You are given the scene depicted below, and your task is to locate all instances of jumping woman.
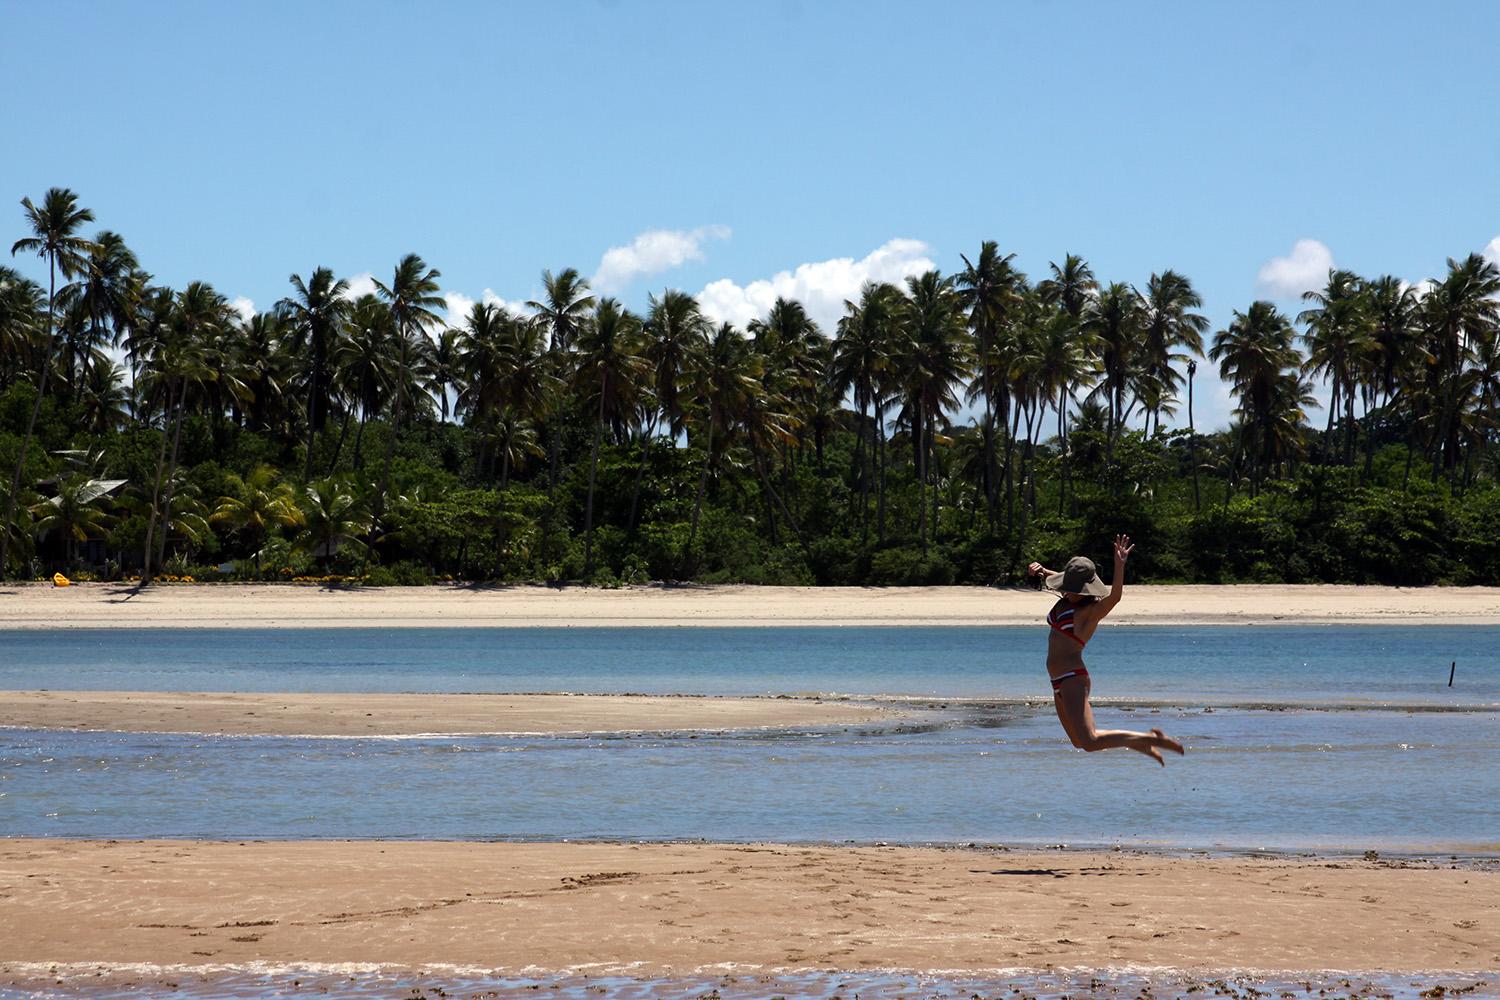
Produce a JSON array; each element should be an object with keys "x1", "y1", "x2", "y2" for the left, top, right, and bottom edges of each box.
[{"x1": 1028, "y1": 534, "x2": 1185, "y2": 766}]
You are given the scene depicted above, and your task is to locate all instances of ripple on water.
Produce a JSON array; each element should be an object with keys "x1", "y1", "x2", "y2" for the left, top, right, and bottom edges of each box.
[{"x1": 0, "y1": 965, "x2": 1496, "y2": 999}]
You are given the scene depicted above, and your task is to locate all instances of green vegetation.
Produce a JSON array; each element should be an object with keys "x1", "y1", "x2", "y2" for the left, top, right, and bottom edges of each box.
[{"x1": 4, "y1": 188, "x2": 1499, "y2": 587}]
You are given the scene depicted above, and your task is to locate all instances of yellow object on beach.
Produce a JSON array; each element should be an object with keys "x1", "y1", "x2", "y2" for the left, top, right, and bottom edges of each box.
[{"x1": 52, "y1": 572, "x2": 71, "y2": 587}]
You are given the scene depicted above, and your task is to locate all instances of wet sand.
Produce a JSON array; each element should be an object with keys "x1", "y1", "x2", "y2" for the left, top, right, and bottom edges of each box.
[
  {"x1": 1, "y1": 839, "x2": 1495, "y2": 975},
  {"x1": 4, "y1": 581, "x2": 1500, "y2": 627},
  {"x1": 0, "y1": 691, "x2": 891, "y2": 737}
]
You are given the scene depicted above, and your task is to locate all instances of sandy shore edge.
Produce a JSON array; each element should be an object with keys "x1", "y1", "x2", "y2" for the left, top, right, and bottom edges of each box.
[
  {"x1": 1, "y1": 839, "x2": 1495, "y2": 975},
  {"x1": 0, "y1": 691, "x2": 894, "y2": 737},
  {"x1": 4, "y1": 582, "x2": 1500, "y2": 627}
]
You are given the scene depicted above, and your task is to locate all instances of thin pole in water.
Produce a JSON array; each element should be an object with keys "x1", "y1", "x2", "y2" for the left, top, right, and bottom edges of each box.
[{"x1": 1449, "y1": 661, "x2": 1456, "y2": 687}]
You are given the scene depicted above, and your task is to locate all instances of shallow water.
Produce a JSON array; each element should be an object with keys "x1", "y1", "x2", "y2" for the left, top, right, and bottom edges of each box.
[
  {"x1": 1, "y1": 626, "x2": 1495, "y2": 707},
  {"x1": 2, "y1": 626, "x2": 1498, "y2": 851},
  {"x1": 1, "y1": 965, "x2": 1495, "y2": 999},
  {"x1": 4, "y1": 703, "x2": 1496, "y2": 850}
]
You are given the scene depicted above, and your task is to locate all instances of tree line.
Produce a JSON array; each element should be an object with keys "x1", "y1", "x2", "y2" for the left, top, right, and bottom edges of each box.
[{"x1": 3, "y1": 187, "x2": 1498, "y2": 587}]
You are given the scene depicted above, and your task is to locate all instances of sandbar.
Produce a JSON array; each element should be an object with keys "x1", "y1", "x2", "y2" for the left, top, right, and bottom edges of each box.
[
  {"x1": 0, "y1": 839, "x2": 1494, "y2": 975},
  {"x1": 3, "y1": 582, "x2": 1499, "y2": 628},
  {"x1": 0, "y1": 690, "x2": 891, "y2": 737}
]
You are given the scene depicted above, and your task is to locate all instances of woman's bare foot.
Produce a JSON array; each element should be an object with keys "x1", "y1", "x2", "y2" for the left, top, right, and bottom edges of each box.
[{"x1": 1152, "y1": 728, "x2": 1185, "y2": 756}]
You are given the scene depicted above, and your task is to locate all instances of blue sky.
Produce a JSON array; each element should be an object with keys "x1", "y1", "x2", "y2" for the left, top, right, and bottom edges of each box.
[{"x1": 4, "y1": 0, "x2": 1498, "y2": 430}]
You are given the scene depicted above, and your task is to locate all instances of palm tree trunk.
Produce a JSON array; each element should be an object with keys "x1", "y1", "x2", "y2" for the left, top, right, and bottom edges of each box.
[
  {"x1": 1004, "y1": 399, "x2": 1022, "y2": 533},
  {"x1": 352, "y1": 407, "x2": 368, "y2": 469},
  {"x1": 982, "y1": 372, "x2": 998, "y2": 523},
  {"x1": 856, "y1": 396, "x2": 870, "y2": 542},
  {"x1": 541, "y1": 413, "x2": 559, "y2": 568},
  {"x1": 303, "y1": 335, "x2": 322, "y2": 483},
  {"x1": 1056, "y1": 400, "x2": 1067, "y2": 516},
  {"x1": 915, "y1": 399, "x2": 927, "y2": 552},
  {"x1": 1188, "y1": 374, "x2": 1201, "y2": 513},
  {"x1": 141, "y1": 378, "x2": 178, "y2": 584},
  {"x1": 367, "y1": 375, "x2": 406, "y2": 571},
  {"x1": 583, "y1": 392, "x2": 606, "y2": 578},
  {"x1": 500, "y1": 423, "x2": 514, "y2": 488},
  {"x1": 755, "y1": 446, "x2": 805, "y2": 550},
  {"x1": 154, "y1": 391, "x2": 188, "y2": 576},
  {"x1": 626, "y1": 411, "x2": 659, "y2": 535},
  {"x1": 688, "y1": 419, "x2": 714, "y2": 551},
  {"x1": 0, "y1": 255, "x2": 57, "y2": 580},
  {"x1": 875, "y1": 401, "x2": 887, "y2": 545},
  {"x1": 329, "y1": 408, "x2": 353, "y2": 474},
  {"x1": 928, "y1": 414, "x2": 939, "y2": 546},
  {"x1": 1344, "y1": 381, "x2": 1356, "y2": 466}
]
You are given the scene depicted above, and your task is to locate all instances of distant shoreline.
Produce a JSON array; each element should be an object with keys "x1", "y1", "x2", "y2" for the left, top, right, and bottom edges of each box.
[{"x1": 2, "y1": 581, "x2": 1499, "y2": 628}]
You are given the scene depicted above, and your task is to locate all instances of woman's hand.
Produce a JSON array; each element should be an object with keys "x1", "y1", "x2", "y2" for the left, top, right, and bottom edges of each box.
[
  {"x1": 1113, "y1": 534, "x2": 1134, "y2": 564},
  {"x1": 1027, "y1": 561, "x2": 1047, "y2": 578}
]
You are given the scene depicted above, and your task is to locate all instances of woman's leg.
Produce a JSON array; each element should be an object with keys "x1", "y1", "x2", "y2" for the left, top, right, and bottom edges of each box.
[{"x1": 1052, "y1": 679, "x2": 1184, "y2": 765}]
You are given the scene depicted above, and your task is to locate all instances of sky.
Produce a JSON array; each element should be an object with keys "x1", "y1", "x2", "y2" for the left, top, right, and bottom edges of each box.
[{"x1": 3, "y1": 0, "x2": 1498, "y2": 432}]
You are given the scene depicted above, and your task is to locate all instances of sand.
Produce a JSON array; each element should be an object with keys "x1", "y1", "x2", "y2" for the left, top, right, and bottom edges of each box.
[
  {"x1": 4, "y1": 581, "x2": 1500, "y2": 628},
  {"x1": 0, "y1": 691, "x2": 891, "y2": 737},
  {"x1": 0, "y1": 839, "x2": 1494, "y2": 975}
]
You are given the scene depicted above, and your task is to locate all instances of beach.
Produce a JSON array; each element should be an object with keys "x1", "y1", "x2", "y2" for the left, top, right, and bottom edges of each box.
[
  {"x1": 5, "y1": 581, "x2": 1500, "y2": 627},
  {"x1": 1, "y1": 839, "x2": 1494, "y2": 978},
  {"x1": 0, "y1": 690, "x2": 889, "y2": 737},
  {"x1": 5, "y1": 589, "x2": 1497, "y2": 994}
]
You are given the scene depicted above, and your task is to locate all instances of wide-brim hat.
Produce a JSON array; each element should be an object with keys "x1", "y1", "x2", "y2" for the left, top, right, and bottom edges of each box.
[{"x1": 1045, "y1": 556, "x2": 1109, "y2": 597}]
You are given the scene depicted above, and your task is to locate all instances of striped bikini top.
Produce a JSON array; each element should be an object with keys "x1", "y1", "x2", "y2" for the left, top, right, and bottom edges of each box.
[{"x1": 1047, "y1": 602, "x2": 1086, "y2": 646}]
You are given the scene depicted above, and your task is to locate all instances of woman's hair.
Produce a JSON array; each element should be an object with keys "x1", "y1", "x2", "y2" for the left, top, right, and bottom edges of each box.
[{"x1": 1059, "y1": 593, "x2": 1098, "y2": 605}]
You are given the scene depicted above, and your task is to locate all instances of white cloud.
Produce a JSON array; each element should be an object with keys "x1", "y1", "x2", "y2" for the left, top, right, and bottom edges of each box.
[
  {"x1": 438, "y1": 288, "x2": 532, "y2": 337},
  {"x1": 341, "y1": 271, "x2": 379, "y2": 301},
  {"x1": 696, "y1": 237, "x2": 936, "y2": 332},
  {"x1": 229, "y1": 296, "x2": 255, "y2": 323},
  {"x1": 592, "y1": 225, "x2": 731, "y2": 293},
  {"x1": 1484, "y1": 235, "x2": 1500, "y2": 270},
  {"x1": 1255, "y1": 238, "x2": 1334, "y2": 300}
]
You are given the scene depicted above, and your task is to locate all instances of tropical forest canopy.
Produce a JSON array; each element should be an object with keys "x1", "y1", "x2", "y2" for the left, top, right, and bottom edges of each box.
[{"x1": 4, "y1": 187, "x2": 1499, "y2": 587}]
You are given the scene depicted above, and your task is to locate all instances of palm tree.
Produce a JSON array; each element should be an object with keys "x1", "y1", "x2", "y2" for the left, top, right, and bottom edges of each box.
[
  {"x1": 1137, "y1": 270, "x2": 1208, "y2": 438},
  {"x1": 684, "y1": 322, "x2": 759, "y2": 548},
  {"x1": 631, "y1": 289, "x2": 708, "y2": 530},
  {"x1": 1030, "y1": 305, "x2": 1091, "y2": 512},
  {"x1": 298, "y1": 477, "x2": 367, "y2": 570},
  {"x1": 279, "y1": 267, "x2": 350, "y2": 480},
  {"x1": 1299, "y1": 269, "x2": 1370, "y2": 464},
  {"x1": 955, "y1": 242, "x2": 1028, "y2": 520},
  {"x1": 30, "y1": 473, "x2": 116, "y2": 569},
  {"x1": 1211, "y1": 301, "x2": 1306, "y2": 495},
  {"x1": 832, "y1": 281, "x2": 900, "y2": 540},
  {"x1": 333, "y1": 294, "x2": 396, "y2": 469},
  {"x1": 572, "y1": 298, "x2": 648, "y2": 576},
  {"x1": 235, "y1": 311, "x2": 295, "y2": 438},
  {"x1": 1186, "y1": 357, "x2": 1201, "y2": 510},
  {"x1": 140, "y1": 281, "x2": 224, "y2": 582},
  {"x1": 457, "y1": 304, "x2": 557, "y2": 486},
  {"x1": 1085, "y1": 282, "x2": 1143, "y2": 469},
  {"x1": 0, "y1": 267, "x2": 46, "y2": 390},
  {"x1": 1037, "y1": 254, "x2": 1098, "y2": 321},
  {"x1": 78, "y1": 359, "x2": 131, "y2": 435},
  {"x1": 527, "y1": 268, "x2": 594, "y2": 563},
  {"x1": 749, "y1": 298, "x2": 825, "y2": 460},
  {"x1": 425, "y1": 326, "x2": 464, "y2": 423},
  {"x1": 59, "y1": 230, "x2": 140, "y2": 399},
  {"x1": 1418, "y1": 253, "x2": 1500, "y2": 477},
  {"x1": 211, "y1": 465, "x2": 305, "y2": 573},
  {"x1": 894, "y1": 270, "x2": 971, "y2": 550},
  {"x1": 4, "y1": 188, "x2": 97, "y2": 578},
  {"x1": 369, "y1": 254, "x2": 444, "y2": 546}
]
